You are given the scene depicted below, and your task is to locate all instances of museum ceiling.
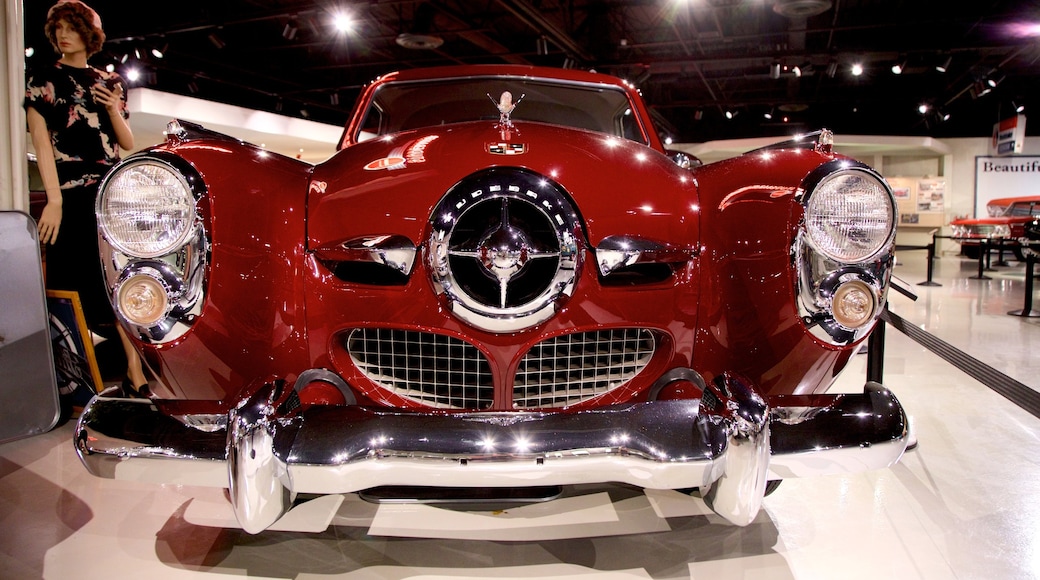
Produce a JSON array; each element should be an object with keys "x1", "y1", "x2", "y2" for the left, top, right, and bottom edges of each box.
[{"x1": 23, "y1": 0, "x2": 1040, "y2": 143}]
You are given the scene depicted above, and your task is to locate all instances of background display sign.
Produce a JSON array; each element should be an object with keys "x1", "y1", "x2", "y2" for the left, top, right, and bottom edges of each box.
[
  {"x1": 974, "y1": 155, "x2": 1040, "y2": 216},
  {"x1": 990, "y1": 114, "x2": 1026, "y2": 156}
]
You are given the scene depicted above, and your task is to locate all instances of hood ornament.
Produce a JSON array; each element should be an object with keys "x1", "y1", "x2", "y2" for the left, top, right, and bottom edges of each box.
[{"x1": 488, "y1": 91, "x2": 524, "y2": 140}]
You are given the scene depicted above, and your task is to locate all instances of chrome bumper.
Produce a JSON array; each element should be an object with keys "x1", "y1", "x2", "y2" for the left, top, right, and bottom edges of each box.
[{"x1": 74, "y1": 379, "x2": 908, "y2": 533}]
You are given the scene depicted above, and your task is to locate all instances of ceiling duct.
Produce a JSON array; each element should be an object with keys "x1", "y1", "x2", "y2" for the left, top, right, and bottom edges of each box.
[
  {"x1": 396, "y1": 3, "x2": 445, "y2": 50},
  {"x1": 773, "y1": 0, "x2": 832, "y2": 18}
]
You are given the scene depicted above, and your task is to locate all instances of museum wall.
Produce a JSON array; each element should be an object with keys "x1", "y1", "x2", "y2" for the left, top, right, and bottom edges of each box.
[{"x1": 889, "y1": 135, "x2": 1040, "y2": 252}]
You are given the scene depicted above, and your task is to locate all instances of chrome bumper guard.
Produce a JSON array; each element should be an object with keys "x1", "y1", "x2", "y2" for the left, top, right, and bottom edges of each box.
[{"x1": 74, "y1": 380, "x2": 907, "y2": 533}]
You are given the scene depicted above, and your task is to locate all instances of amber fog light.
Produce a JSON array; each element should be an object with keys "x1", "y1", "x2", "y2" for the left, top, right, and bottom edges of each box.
[
  {"x1": 117, "y1": 275, "x2": 169, "y2": 326},
  {"x1": 831, "y1": 280, "x2": 876, "y2": 329}
]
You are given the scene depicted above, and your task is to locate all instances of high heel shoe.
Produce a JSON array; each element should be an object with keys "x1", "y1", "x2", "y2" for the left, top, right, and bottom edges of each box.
[{"x1": 120, "y1": 377, "x2": 152, "y2": 399}]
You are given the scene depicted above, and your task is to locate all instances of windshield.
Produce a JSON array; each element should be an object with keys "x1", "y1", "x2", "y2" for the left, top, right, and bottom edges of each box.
[
  {"x1": 1007, "y1": 202, "x2": 1040, "y2": 217},
  {"x1": 357, "y1": 76, "x2": 647, "y2": 145}
]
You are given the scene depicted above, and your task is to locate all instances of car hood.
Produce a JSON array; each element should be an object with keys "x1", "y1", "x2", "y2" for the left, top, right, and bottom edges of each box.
[
  {"x1": 950, "y1": 216, "x2": 1034, "y2": 225},
  {"x1": 307, "y1": 121, "x2": 699, "y2": 252}
]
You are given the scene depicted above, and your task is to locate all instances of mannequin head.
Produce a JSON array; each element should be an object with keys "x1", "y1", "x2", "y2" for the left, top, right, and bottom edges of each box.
[{"x1": 45, "y1": 1, "x2": 105, "y2": 57}]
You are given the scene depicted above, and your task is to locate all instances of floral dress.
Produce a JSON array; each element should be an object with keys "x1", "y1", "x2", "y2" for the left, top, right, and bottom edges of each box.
[{"x1": 25, "y1": 62, "x2": 129, "y2": 333}]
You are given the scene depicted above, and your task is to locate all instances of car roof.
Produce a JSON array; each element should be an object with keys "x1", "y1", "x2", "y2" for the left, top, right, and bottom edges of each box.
[
  {"x1": 988, "y1": 196, "x2": 1040, "y2": 205},
  {"x1": 370, "y1": 65, "x2": 636, "y2": 90}
]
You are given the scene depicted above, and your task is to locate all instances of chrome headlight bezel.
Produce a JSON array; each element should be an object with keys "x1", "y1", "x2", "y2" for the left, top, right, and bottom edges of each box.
[
  {"x1": 96, "y1": 157, "x2": 199, "y2": 259},
  {"x1": 800, "y1": 164, "x2": 896, "y2": 264},
  {"x1": 96, "y1": 153, "x2": 209, "y2": 344},
  {"x1": 794, "y1": 160, "x2": 896, "y2": 346}
]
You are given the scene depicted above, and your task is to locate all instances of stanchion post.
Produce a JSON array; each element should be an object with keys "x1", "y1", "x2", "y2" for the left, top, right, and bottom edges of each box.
[
  {"x1": 994, "y1": 238, "x2": 1011, "y2": 267},
  {"x1": 866, "y1": 305, "x2": 886, "y2": 384},
  {"x1": 1009, "y1": 254, "x2": 1040, "y2": 317},
  {"x1": 919, "y1": 231, "x2": 942, "y2": 287},
  {"x1": 971, "y1": 238, "x2": 992, "y2": 280}
]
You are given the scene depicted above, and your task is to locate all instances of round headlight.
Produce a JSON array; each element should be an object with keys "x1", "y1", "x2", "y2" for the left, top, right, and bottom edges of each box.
[
  {"x1": 97, "y1": 159, "x2": 196, "y2": 258},
  {"x1": 804, "y1": 169, "x2": 894, "y2": 263}
]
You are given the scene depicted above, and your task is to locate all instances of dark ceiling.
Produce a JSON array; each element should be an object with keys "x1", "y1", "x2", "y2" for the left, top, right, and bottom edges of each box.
[{"x1": 23, "y1": 0, "x2": 1040, "y2": 144}]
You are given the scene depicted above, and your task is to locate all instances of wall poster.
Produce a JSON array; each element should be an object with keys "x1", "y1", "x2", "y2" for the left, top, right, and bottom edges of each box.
[
  {"x1": 974, "y1": 156, "x2": 1040, "y2": 217},
  {"x1": 888, "y1": 177, "x2": 945, "y2": 228},
  {"x1": 46, "y1": 290, "x2": 102, "y2": 407}
]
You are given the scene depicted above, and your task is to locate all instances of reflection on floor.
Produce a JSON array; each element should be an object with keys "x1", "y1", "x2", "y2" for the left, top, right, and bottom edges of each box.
[{"x1": 3, "y1": 253, "x2": 1040, "y2": 580}]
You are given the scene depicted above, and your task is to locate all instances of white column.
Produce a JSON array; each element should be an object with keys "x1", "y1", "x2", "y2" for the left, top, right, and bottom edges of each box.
[{"x1": 1, "y1": 0, "x2": 27, "y2": 213}]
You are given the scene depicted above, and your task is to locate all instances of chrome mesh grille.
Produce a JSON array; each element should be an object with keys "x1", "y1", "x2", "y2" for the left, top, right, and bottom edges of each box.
[
  {"x1": 513, "y1": 328, "x2": 656, "y2": 409},
  {"x1": 346, "y1": 328, "x2": 493, "y2": 410}
]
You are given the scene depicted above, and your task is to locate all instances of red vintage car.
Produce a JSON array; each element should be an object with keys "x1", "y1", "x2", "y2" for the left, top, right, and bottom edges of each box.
[
  {"x1": 949, "y1": 196, "x2": 1040, "y2": 260},
  {"x1": 75, "y1": 65, "x2": 909, "y2": 533}
]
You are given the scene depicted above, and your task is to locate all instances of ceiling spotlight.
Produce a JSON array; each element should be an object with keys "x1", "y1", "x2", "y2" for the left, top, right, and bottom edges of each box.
[
  {"x1": 792, "y1": 65, "x2": 802, "y2": 77},
  {"x1": 283, "y1": 19, "x2": 299, "y2": 40},
  {"x1": 208, "y1": 32, "x2": 226, "y2": 49},
  {"x1": 986, "y1": 73, "x2": 1005, "y2": 88},
  {"x1": 971, "y1": 80, "x2": 992, "y2": 99},
  {"x1": 537, "y1": 36, "x2": 549, "y2": 55},
  {"x1": 770, "y1": 61, "x2": 781, "y2": 79},
  {"x1": 936, "y1": 56, "x2": 951, "y2": 73},
  {"x1": 891, "y1": 59, "x2": 906, "y2": 75},
  {"x1": 940, "y1": 110, "x2": 951, "y2": 121},
  {"x1": 918, "y1": 103, "x2": 930, "y2": 115},
  {"x1": 764, "y1": 107, "x2": 774, "y2": 120},
  {"x1": 1014, "y1": 101, "x2": 1026, "y2": 113},
  {"x1": 725, "y1": 110, "x2": 738, "y2": 120},
  {"x1": 25, "y1": 46, "x2": 35, "y2": 57},
  {"x1": 332, "y1": 12, "x2": 354, "y2": 33},
  {"x1": 150, "y1": 43, "x2": 167, "y2": 59},
  {"x1": 850, "y1": 63, "x2": 864, "y2": 76},
  {"x1": 395, "y1": 33, "x2": 444, "y2": 50}
]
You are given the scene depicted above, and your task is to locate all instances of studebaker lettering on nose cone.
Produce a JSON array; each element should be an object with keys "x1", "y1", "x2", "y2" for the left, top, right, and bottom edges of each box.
[{"x1": 77, "y1": 65, "x2": 908, "y2": 534}]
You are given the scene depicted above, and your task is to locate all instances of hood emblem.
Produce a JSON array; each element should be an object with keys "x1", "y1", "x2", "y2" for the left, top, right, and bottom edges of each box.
[
  {"x1": 487, "y1": 142, "x2": 527, "y2": 155},
  {"x1": 489, "y1": 91, "x2": 524, "y2": 140}
]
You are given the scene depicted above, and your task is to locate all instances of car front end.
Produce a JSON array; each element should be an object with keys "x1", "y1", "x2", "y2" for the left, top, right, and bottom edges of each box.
[{"x1": 76, "y1": 66, "x2": 908, "y2": 534}]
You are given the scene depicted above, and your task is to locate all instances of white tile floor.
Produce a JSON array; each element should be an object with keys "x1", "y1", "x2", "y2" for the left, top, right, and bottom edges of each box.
[{"x1": 3, "y1": 251, "x2": 1040, "y2": 580}]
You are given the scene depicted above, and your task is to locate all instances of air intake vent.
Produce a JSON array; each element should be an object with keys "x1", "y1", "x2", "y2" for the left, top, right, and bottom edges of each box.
[
  {"x1": 346, "y1": 328, "x2": 493, "y2": 409},
  {"x1": 513, "y1": 328, "x2": 656, "y2": 409}
]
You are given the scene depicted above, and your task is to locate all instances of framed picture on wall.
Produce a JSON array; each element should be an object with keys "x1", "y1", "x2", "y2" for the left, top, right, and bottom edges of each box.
[{"x1": 46, "y1": 290, "x2": 102, "y2": 406}]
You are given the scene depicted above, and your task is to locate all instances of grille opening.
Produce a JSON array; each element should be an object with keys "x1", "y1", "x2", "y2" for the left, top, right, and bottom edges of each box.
[
  {"x1": 598, "y1": 263, "x2": 675, "y2": 286},
  {"x1": 513, "y1": 328, "x2": 656, "y2": 409},
  {"x1": 324, "y1": 261, "x2": 409, "y2": 286},
  {"x1": 346, "y1": 328, "x2": 493, "y2": 409}
]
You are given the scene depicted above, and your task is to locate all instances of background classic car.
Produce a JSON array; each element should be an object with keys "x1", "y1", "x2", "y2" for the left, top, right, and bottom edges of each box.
[
  {"x1": 75, "y1": 65, "x2": 909, "y2": 534},
  {"x1": 949, "y1": 196, "x2": 1040, "y2": 260}
]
